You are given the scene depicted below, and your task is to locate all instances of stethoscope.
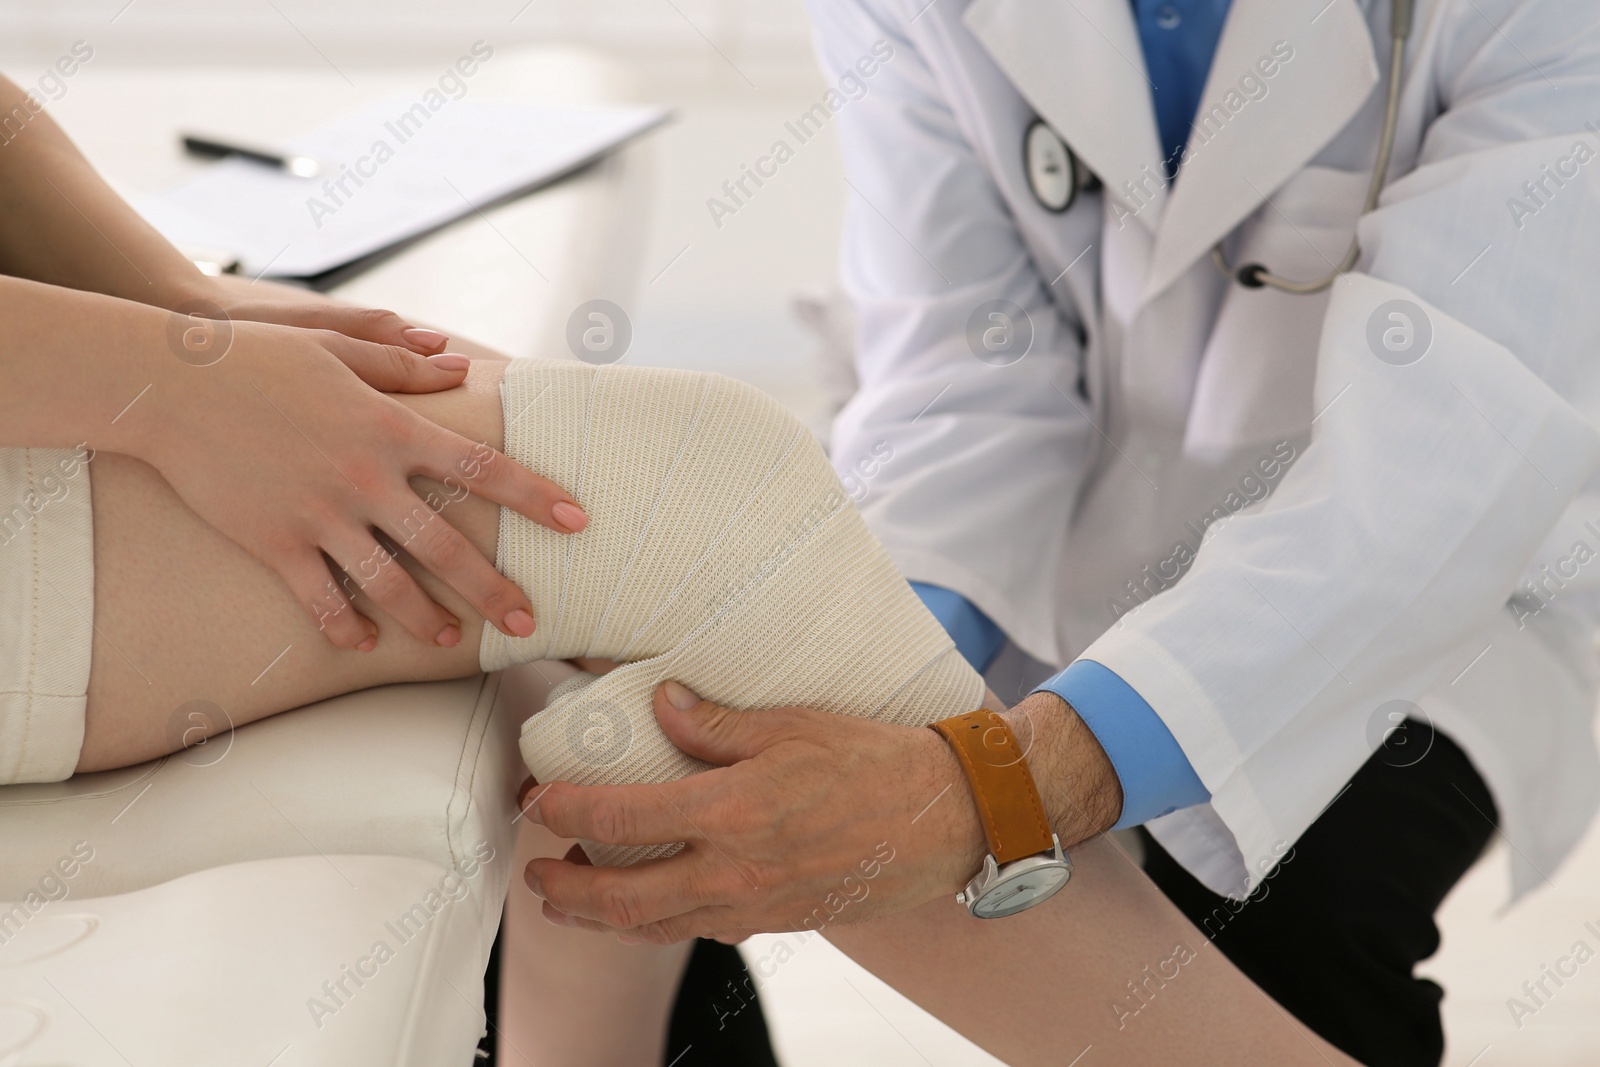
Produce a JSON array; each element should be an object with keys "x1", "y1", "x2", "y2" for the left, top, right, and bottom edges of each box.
[{"x1": 1023, "y1": 0, "x2": 1415, "y2": 294}]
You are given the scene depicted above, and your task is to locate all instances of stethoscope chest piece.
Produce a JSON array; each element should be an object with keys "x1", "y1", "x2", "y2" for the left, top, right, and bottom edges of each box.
[{"x1": 1024, "y1": 119, "x2": 1083, "y2": 213}]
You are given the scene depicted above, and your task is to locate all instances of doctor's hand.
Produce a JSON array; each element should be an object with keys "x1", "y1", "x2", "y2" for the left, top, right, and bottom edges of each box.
[{"x1": 517, "y1": 684, "x2": 1121, "y2": 943}]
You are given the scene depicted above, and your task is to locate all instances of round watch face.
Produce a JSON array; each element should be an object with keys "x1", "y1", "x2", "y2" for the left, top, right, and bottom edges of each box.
[{"x1": 972, "y1": 863, "x2": 1072, "y2": 919}]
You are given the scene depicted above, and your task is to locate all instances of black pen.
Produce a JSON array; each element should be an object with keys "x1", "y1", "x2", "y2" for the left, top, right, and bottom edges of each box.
[{"x1": 181, "y1": 134, "x2": 323, "y2": 178}]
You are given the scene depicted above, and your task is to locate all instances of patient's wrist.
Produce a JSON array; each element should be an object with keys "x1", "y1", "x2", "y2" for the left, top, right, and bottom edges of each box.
[{"x1": 124, "y1": 259, "x2": 222, "y2": 316}]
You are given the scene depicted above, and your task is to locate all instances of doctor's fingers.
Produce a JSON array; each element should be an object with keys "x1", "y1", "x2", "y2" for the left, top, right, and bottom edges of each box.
[
  {"x1": 544, "y1": 901, "x2": 743, "y2": 946},
  {"x1": 525, "y1": 778, "x2": 709, "y2": 847},
  {"x1": 527, "y1": 844, "x2": 754, "y2": 933}
]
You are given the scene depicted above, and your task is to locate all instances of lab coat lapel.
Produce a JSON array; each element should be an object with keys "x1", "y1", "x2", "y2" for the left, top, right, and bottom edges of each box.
[
  {"x1": 1143, "y1": 0, "x2": 1379, "y2": 301},
  {"x1": 964, "y1": 0, "x2": 1167, "y2": 232}
]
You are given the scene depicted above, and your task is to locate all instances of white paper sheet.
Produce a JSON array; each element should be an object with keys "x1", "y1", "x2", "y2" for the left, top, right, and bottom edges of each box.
[{"x1": 137, "y1": 95, "x2": 666, "y2": 278}]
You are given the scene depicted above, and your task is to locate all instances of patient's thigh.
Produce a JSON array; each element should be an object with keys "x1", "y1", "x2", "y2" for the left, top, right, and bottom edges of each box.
[{"x1": 78, "y1": 360, "x2": 507, "y2": 771}]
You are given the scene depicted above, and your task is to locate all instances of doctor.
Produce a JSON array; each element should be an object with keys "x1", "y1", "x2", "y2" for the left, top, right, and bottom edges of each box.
[{"x1": 522, "y1": 1, "x2": 1600, "y2": 1062}]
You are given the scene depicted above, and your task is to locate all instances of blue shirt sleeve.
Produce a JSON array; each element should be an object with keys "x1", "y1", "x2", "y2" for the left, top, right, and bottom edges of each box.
[
  {"x1": 909, "y1": 582, "x2": 1006, "y2": 674},
  {"x1": 1035, "y1": 659, "x2": 1210, "y2": 829},
  {"x1": 910, "y1": 583, "x2": 1208, "y2": 828}
]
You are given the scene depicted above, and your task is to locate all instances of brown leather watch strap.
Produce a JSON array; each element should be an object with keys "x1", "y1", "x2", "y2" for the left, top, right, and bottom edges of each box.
[{"x1": 931, "y1": 710, "x2": 1055, "y2": 864}]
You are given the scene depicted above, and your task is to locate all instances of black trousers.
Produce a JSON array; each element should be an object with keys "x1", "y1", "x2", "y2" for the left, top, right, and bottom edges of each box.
[
  {"x1": 657, "y1": 719, "x2": 1497, "y2": 1067},
  {"x1": 663, "y1": 938, "x2": 781, "y2": 1067},
  {"x1": 1142, "y1": 721, "x2": 1498, "y2": 1067}
]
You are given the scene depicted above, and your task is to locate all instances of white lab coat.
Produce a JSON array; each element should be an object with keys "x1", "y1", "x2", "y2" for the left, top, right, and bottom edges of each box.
[{"x1": 810, "y1": 0, "x2": 1600, "y2": 898}]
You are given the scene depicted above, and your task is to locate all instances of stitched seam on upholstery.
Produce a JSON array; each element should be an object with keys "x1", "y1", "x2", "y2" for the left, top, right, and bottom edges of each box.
[
  {"x1": 445, "y1": 678, "x2": 477, "y2": 872},
  {"x1": 0, "y1": 758, "x2": 165, "y2": 806},
  {"x1": 22, "y1": 450, "x2": 39, "y2": 772},
  {"x1": 447, "y1": 673, "x2": 497, "y2": 873}
]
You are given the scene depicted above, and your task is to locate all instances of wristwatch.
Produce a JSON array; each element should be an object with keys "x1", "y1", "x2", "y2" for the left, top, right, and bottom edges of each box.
[{"x1": 931, "y1": 709, "x2": 1072, "y2": 919}]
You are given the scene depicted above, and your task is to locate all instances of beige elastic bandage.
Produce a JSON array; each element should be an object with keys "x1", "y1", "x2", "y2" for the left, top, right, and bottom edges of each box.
[{"x1": 481, "y1": 361, "x2": 985, "y2": 865}]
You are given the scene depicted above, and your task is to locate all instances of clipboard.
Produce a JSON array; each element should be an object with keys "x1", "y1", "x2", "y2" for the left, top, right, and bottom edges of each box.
[{"x1": 138, "y1": 95, "x2": 668, "y2": 288}]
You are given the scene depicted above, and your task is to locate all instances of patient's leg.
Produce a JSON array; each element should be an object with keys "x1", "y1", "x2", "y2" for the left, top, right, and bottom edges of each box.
[
  {"x1": 826, "y1": 836, "x2": 1355, "y2": 1067},
  {"x1": 498, "y1": 817, "x2": 691, "y2": 1067},
  {"x1": 77, "y1": 358, "x2": 506, "y2": 771},
  {"x1": 80, "y1": 353, "x2": 1357, "y2": 1064}
]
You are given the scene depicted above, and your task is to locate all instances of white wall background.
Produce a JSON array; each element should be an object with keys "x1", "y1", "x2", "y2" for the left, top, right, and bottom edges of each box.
[
  {"x1": 0, "y1": 0, "x2": 852, "y2": 428},
  {"x1": 0, "y1": 0, "x2": 820, "y2": 78}
]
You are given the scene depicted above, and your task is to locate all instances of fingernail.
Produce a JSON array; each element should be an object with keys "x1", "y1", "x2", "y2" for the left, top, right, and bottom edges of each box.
[
  {"x1": 617, "y1": 935, "x2": 643, "y2": 946},
  {"x1": 552, "y1": 500, "x2": 589, "y2": 532},
  {"x1": 524, "y1": 867, "x2": 544, "y2": 898},
  {"x1": 545, "y1": 909, "x2": 577, "y2": 928},
  {"x1": 404, "y1": 327, "x2": 449, "y2": 350},
  {"x1": 503, "y1": 609, "x2": 535, "y2": 638},
  {"x1": 662, "y1": 680, "x2": 700, "y2": 711},
  {"x1": 426, "y1": 353, "x2": 471, "y2": 372},
  {"x1": 435, "y1": 623, "x2": 461, "y2": 648},
  {"x1": 357, "y1": 634, "x2": 378, "y2": 653}
]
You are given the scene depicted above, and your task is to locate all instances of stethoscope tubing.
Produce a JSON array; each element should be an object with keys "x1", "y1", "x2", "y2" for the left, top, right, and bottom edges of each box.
[{"x1": 1211, "y1": 0, "x2": 1415, "y2": 293}]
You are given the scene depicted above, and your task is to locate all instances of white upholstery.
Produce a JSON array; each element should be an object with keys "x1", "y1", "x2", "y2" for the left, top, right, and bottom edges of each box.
[
  {"x1": 0, "y1": 674, "x2": 521, "y2": 902},
  {"x1": 0, "y1": 664, "x2": 573, "y2": 1066},
  {"x1": 0, "y1": 855, "x2": 497, "y2": 1066}
]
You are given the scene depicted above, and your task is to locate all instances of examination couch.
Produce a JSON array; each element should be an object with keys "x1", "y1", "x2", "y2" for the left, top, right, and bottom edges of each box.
[{"x1": 0, "y1": 45, "x2": 642, "y2": 1065}]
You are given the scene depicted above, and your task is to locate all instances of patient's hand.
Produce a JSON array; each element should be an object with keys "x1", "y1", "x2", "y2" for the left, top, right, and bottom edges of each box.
[
  {"x1": 127, "y1": 317, "x2": 588, "y2": 651},
  {"x1": 198, "y1": 275, "x2": 459, "y2": 365}
]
